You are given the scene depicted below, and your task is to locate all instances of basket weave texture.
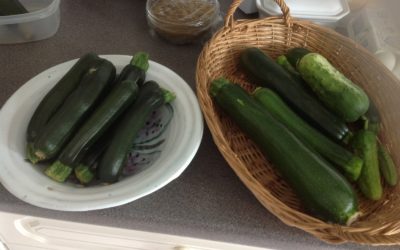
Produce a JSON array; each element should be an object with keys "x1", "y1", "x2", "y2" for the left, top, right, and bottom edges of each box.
[{"x1": 196, "y1": 0, "x2": 400, "y2": 245}]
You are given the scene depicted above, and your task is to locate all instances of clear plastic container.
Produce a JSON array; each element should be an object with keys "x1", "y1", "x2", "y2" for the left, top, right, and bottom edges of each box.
[
  {"x1": 256, "y1": 0, "x2": 350, "y2": 28},
  {"x1": 0, "y1": 0, "x2": 60, "y2": 44},
  {"x1": 146, "y1": 0, "x2": 220, "y2": 45}
]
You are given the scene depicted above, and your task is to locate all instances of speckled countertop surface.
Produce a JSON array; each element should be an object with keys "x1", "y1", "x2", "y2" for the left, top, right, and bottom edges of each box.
[{"x1": 0, "y1": 1, "x2": 398, "y2": 249}]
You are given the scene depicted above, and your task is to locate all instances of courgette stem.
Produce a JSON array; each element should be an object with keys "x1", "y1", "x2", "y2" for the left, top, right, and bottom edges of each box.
[
  {"x1": 130, "y1": 52, "x2": 149, "y2": 72},
  {"x1": 26, "y1": 143, "x2": 40, "y2": 164},
  {"x1": 378, "y1": 143, "x2": 398, "y2": 187},
  {"x1": 352, "y1": 130, "x2": 382, "y2": 200},
  {"x1": 75, "y1": 164, "x2": 94, "y2": 185},
  {"x1": 161, "y1": 88, "x2": 176, "y2": 103},
  {"x1": 44, "y1": 161, "x2": 73, "y2": 182}
]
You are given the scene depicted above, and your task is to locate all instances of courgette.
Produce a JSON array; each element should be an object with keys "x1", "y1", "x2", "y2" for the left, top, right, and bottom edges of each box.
[
  {"x1": 297, "y1": 53, "x2": 370, "y2": 122},
  {"x1": 31, "y1": 58, "x2": 116, "y2": 164},
  {"x1": 378, "y1": 143, "x2": 398, "y2": 187},
  {"x1": 26, "y1": 53, "x2": 101, "y2": 162},
  {"x1": 240, "y1": 47, "x2": 349, "y2": 141},
  {"x1": 97, "y1": 81, "x2": 176, "y2": 183},
  {"x1": 351, "y1": 130, "x2": 382, "y2": 200},
  {"x1": 0, "y1": 0, "x2": 27, "y2": 15},
  {"x1": 45, "y1": 79, "x2": 139, "y2": 182},
  {"x1": 210, "y1": 78, "x2": 359, "y2": 225},
  {"x1": 252, "y1": 87, "x2": 363, "y2": 181},
  {"x1": 44, "y1": 53, "x2": 149, "y2": 182}
]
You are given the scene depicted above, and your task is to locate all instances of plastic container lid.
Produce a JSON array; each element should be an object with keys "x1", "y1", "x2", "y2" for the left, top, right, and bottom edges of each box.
[{"x1": 257, "y1": 0, "x2": 350, "y2": 21}]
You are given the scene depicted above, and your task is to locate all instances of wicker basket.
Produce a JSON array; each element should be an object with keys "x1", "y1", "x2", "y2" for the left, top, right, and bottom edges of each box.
[{"x1": 196, "y1": 0, "x2": 400, "y2": 245}]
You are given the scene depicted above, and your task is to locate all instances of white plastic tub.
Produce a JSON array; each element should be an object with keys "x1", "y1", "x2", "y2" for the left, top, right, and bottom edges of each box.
[
  {"x1": 256, "y1": 0, "x2": 350, "y2": 28},
  {"x1": 0, "y1": 0, "x2": 60, "y2": 44}
]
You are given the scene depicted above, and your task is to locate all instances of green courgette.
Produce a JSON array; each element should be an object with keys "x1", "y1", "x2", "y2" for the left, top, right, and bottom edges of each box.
[
  {"x1": 0, "y1": 0, "x2": 27, "y2": 15},
  {"x1": 352, "y1": 130, "x2": 382, "y2": 200},
  {"x1": 297, "y1": 53, "x2": 370, "y2": 122},
  {"x1": 378, "y1": 143, "x2": 398, "y2": 187},
  {"x1": 97, "y1": 81, "x2": 176, "y2": 183},
  {"x1": 240, "y1": 47, "x2": 349, "y2": 141},
  {"x1": 44, "y1": 53, "x2": 149, "y2": 182},
  {"x1": 26, "y1": 53, "x2": 102, "y2": 162},
  {"x1": 210, "y1": 78, "x2": 359, "y2": 225},
  {"x1": 45, "y1": 79, "x2": 139, "y2": 182},
  {"x1": 31, "y1": 58, "x2": 116, "y2": 164},
  {"x1": 252, "y1": 87, "x2": 363, "y2": 181}
]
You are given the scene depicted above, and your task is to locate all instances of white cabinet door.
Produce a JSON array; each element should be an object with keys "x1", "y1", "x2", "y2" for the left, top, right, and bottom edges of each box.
[{"x1": 0, "y1": 212, "x2": 268, "y2": 250}]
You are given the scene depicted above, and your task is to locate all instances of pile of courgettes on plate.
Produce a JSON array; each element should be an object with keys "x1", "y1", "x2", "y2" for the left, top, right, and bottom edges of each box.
[
  {"x1": 210, "y1": 47, "x2": 397, "y2": 225},
  {"x1": 26, "y1": 52, "x2": 175, "y2": 185}
]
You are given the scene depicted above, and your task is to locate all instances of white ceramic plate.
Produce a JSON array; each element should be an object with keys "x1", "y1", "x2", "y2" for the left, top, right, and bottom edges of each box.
[{"x1": 0, "y1": 55, "x2": 203, "y2": 211}]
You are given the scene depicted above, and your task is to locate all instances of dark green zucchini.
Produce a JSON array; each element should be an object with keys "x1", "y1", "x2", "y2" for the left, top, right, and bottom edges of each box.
[
  {"x1": 31, "y1": 58, "x2": 116, "y2": 164},
  {"x1": 297, "y1": 53, "x2": 370, "y2": 122},
  {"x1": 44, "y1": 52, "x2": 150, "y2": 182},
  {"x1": 252, "y1": 87, "x2": 363, "y2": 181},
  {"x1": 351, "y1": 130, "x2": 382, "y2": 200},
  {"x1": 26, "y1": 53, "x2": 101, "y2": 162},
  {"x1": 0, "y1": 0, "x2": 27, "y2": 15},
  {"x1": 210, "y1": 78, "x2": 359, "y2": 225},
  {"x1": 378, "y1": 144, "x2": 398, "y2": 187},
  {"x1": 45, "y1": 79, "x2": 139, "y2": 182},
  {"x1": 240, "y1": 47, "x2": 349, "y2": 141},
  {"x1": 97, "y1": 81, "x2": 175, "y2": 183},
  {"x1": 276, "y1": 55, "x2": 302, "y2": 79}
]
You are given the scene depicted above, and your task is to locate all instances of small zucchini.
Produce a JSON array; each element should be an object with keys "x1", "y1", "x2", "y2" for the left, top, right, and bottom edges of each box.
[
  {"x1": 378, "y1": 143, "x2": 398, "y2": 187},
  {"x1": 116, "y1": 52, "x2": 149, "y2": 87},
  {"x1": 210, "y1": 78, "x2": 359, "y2": 225},
  {"x1": 26, "y1": 53, "x2": 101, "y2": 162},
  {"x1": 352, "y1": 130, "x2": 382, "y2": 200},
  {"x1": 0, "y1": 0, "x2": 28, "y2": 15},
  {"x1": 240, "y1": 47, "x2": 349, "y2": 141},
  {"x1": 44, "y1": 52, "x2": 149, "y2": 182},
  {"x1": 97, "y1": 81, "x2": 176, "y2": 183},
  {"x1": 297, "y1": 53, "x2": 370, "y2": 122},
  {"x1": 31, "y1": 58, "x2": 116, "y2": 164},
  {"x1": 253, "y1": 87, "x2": 363, "y2": 181}
]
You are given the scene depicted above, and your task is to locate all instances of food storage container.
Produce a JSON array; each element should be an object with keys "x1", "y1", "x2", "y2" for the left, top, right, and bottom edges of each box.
[
  {"x1": 0, "y1": 0, "x2": 60, "y2": 44},
  {"x1": 146, "y1": 0, "x2": 220, "y2": 45},
  {"x1": 256, "y1": 0, "x2": 350, "y2": 28}
]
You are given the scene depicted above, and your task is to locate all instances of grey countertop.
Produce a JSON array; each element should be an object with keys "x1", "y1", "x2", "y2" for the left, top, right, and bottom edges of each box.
[{"x1": 0, "y1": 1, "x2": 397, "y2": 249}]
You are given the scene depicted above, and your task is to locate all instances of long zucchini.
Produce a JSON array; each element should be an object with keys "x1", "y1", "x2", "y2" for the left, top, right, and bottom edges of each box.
[
  {"x1": 97, "y1": 81, "x2": 175, "y2": 183},
  {"x1": 351, "y1": 130, "x2": 382, "y2": 200},
  {"x1": 297, "y1": 53, "x2": 370, "y2": 122},
  {"x1": 210, "y1": 78, "x2": 359, "y2": 225},
  {"x1": 240, "y1": 47, "x2": 349, "y2": 141},
  {"x1": 252, "y1": 87, "x2": 363, "y2": 181},
  {"x1": 44, "y1": 53, "x2": 149, "y2": 182},
  {"x1": 31, "y1": 58, "x2": 116, "y2": 164},
  {"x1": 26, "y1": 53, "x2": 101, "y2": 161}
]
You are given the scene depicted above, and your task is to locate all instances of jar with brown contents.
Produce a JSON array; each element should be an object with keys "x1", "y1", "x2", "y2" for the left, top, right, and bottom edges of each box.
[{"x1": 146, "y1": 0, "x2": 220, "y2": 44}]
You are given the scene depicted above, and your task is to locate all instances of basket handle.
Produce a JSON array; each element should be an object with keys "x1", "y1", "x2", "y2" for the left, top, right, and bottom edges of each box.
[{"x1": 225, "y1": 0, "x2": 293, "y2": 28}]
